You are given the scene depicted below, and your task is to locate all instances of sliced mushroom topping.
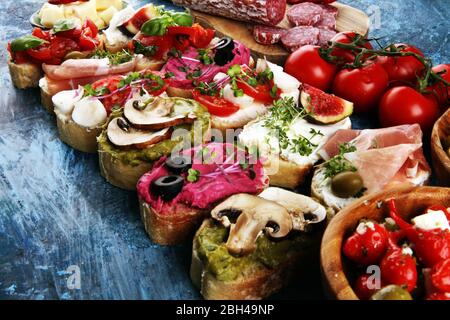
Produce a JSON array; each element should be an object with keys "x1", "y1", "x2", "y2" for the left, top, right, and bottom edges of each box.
[
  {"x1": 124, "y1": 96, "x2": 197, "y2": 130},
  {"x1": 211, "y1": 194, "x2": 293, "y2": 256},
  {"x1": 107, "y1": 117, "x2": 172, "y2": 150},
  {"x1": 258, "y1": 187, "x2": 327, "y2": 231}
]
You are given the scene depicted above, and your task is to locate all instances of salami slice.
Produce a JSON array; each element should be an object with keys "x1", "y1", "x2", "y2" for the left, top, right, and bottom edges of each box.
[
  {"x1": 316, "y1": 4, "x2": 338, "y2": 30},
  {"x1": 287, "y1": 2, "x2": 323, "y2": 26},
  {"x1": 318, "y1": 28, "x2": 337, "y2": 46},
  {"x1": 172, "y1": 0, "x2": 286, "y2": 26},
  {"x1": 252, "y1": 25, "x2": 287, "y2": 45},
  {"x1": 281, "y1": 26, "x2": 320, "y2": 52}
]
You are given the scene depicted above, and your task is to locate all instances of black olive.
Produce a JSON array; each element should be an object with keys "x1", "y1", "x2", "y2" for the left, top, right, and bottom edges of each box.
[
  {"x1": 150, "y1": 175, "x2": 184, "y2": 202},
  {"x1": 214, "y1": 37, "x2": 235, "y2": 66},
  {"x1": 165, "y1": 155, "x2": 191, "y2": 174}
]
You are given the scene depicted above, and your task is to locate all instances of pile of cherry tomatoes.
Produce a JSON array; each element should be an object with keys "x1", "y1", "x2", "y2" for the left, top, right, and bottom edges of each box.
[{"x1": 285, "y1": 32, "x2": 450, "y2": 134}]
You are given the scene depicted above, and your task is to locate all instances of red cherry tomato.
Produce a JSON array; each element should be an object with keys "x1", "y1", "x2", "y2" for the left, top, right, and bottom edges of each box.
[
  {"x1": 343, "y1": 221, "x2": 389, "y2": 265},
  {"x1": 236, "y1": 81, "x2": 280, "y2": 105},
  {"x1": 427, "y1": 292, "x2": 450, "y2": 300},
  {"x1": 431, "y1": 259, "x2": 450, "y2": 293},
  {"x1": 50, "y1": 37, "x2": 79, "y2": 59},
  {"x1": 91, "y1": 76, "x2": 131, "y2": 113},
  {"x1": 354, "y1": 274, "x2": 380, "y2": 300},
  {"x1": 192, "y1": 90, "x2": 240, "y2": 116},
  {"x1": 55, "y1": 25, "x2": 82, "y2": 39},
  {"x1": 430, "y1": 64, "x2": 450, "y2": 107},
  {"x1": 332, "y1": 62, "x2": 389, "y2": 113},
  {"x1": 285, "y1": 45, "x2": 338, "y2": 91},
  {"x1": 376, "y1": 44, "x2": 425, "y2": 84},
  {"x1": 31, "y1": 28, "x2": 51, "y2": 41},
  {"x1": 379, "y1": 86, "x2": 440, "y2": 134},
  {"x1": 330, "y1": 31, "x2": 373, "y2": 64},
  {"x1": 26, "y1": 44, "x2": 52, "y2": 62},
  {"x1": 380, "y1": 238, "x2": 417, "y2": 292}
]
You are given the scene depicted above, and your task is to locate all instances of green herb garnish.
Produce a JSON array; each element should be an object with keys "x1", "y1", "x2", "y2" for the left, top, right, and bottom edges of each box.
[
  {"x1": 187, "y1": 168, "x2": 200, "y2": 182},
  {"x1": 133, "y1": 40, "x2": 158, "y2": 57},
  {"x1": 197, "y1": 49, "x2": 213, "y2": 65},
  {"x1": 83, "y1": 84, "x2": 110, "y2": 97},
  {"x1": 92, "y1": 49, "x2": 133, "y2": 65},
  {"x1": 52, "y1": 19, "x2": 77, "y2": 34},
  {"x1": 323, "y1": 143, "x2": 357, "y2": 178},
  {"x1": 10, "y1": 35, "x2": 46, "y2": 52}
]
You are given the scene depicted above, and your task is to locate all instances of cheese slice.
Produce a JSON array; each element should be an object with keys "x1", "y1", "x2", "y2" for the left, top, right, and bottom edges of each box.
[
  {"x1": 97, "y1": 0, "x2": 123, "y2": 11},
  {"x1": 98, "y1": 6, "x2": 118, "y2": 24},
  {"x1": 39, "y1": 3, "x2": 65, "y2": 28},
  {"x1": 72, "y1": 0, "x2": 99, "y2": 23},
  {"x1": 412, "y1": 210, "x2": 450, "y2": 231}
]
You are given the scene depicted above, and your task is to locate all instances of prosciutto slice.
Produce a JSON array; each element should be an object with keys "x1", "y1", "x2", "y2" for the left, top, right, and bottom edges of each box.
[
  {"x1": 319, "y1": 125, "x2": 431, "y2": 193},
  {"x1": 43, "y1": 58, "x2": 136, "y2": 80}
]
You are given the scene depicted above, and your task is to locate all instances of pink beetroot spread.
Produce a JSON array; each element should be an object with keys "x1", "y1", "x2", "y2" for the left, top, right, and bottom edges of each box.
[
  {"x1": 137, "y1": 143, "x2": 268, "y2": 213},
  {"x1": 160, "y1": 41, "x2": 250, "y2": 89}
]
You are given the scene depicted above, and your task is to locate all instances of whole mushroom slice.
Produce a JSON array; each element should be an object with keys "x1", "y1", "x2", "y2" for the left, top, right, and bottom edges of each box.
[
  {"x1": 258, "y1": 187, "x2": 327, "y2": 231},
  {"x1": 124, "y1": 96, "x2": 197, "y2": 130},
  {"x1": 211, "y1": 194, "x2": 293, "y2": 256},
  {"x1": 107, "y1": 117, "x2": 172, "y2": 150}
]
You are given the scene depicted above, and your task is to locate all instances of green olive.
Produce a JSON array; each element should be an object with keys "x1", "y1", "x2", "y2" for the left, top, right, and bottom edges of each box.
[
  {"x1": 64, "y1": 51, "x2": 89, "y2": 60},
  {"x1": 331, "y1": 171, "x2": 364, "y2": 198},
  {"x1": 370, "y1": 285, "x2": 413, "y2": 300}
]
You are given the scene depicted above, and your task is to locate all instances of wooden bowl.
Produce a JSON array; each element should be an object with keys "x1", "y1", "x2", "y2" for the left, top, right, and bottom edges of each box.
[
  {"x1": 320, "y1": 185, "x2": 450, "y2": 300},
  {"x1": 431, "y1": 108, "x2": 450, "y2": 186}
]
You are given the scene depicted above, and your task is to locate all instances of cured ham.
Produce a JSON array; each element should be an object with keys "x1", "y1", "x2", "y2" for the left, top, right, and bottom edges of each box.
[
  {"x1": 42, "y1": 58, "x2": 139, "y2": 96},
  {"x1": 319, "y1": 125, "x2": 431, "y2": 193}
]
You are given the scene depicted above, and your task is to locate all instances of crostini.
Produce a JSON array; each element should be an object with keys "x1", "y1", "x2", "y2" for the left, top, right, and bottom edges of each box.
[
  {"x1": 7, "y1": 19, "x2": 103, "y2": 90},
  {"x1": 97, "y1": 95, "x2": 211, "y2": 190},
  {"x1": 191, "y1": 59, "x2": 301, "y2": 134},
  {"x1": 311, "y1": 124, "x2": 431, "y2": 214},
  {"x1": 52, "y1": 71, "x2": 168, "y2": 153},
  {"x1": 190, "y1": 187, "x2": 327, "y2": 300},
  {"x1": 239, "y1": 86, "x2": 353, "y2": 189},
  {"x1": 160, "y1": 37, "x2": 250, "y2": 99},
  {"x1": 137, "y1": 143, "x2": 268, "y2": 245}
]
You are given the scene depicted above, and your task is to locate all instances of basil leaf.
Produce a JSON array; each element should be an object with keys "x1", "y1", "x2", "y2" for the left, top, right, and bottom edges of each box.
[
  {"x1": 10, "y1": 35, "x2": 46, "y2": 52},
  {"x1": 141, "y1": 16, "x2": 171, "y2": 36},
  {"x1": 53, "y1": 19, "x2": 76, "y2": 33},
  {"x1": 172, "y1": 13, "x2": 192, "y2": 27}
]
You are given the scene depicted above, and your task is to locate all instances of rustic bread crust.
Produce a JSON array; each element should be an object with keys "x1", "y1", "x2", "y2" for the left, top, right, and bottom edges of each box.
[
  {"x1": 98, "y1": 149, "x2": 153, "y2": 190},
  {"x1": 8, "y1": 60, "x2": 42, "y2": 89},
  {"x1": 40, "y1": 84, "x2": 55, "y2": 114},
  {"x1": 56, "y1": 116, "x2": 103, "y2": 153},
  {"x1": 190, "y1": 220, "x2": 308, "y2": 300},
  {"x1": 264, "y1": 155, "x2": 313, "y2": 190},
  {"x1": 139, "y1": 199, "x2": 208, "y2": 245}
]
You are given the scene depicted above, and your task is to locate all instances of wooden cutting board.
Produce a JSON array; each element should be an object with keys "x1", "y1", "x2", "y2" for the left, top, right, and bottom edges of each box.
[{"x1": 191, "y1": 2, "x2": 370, "y2": 65}]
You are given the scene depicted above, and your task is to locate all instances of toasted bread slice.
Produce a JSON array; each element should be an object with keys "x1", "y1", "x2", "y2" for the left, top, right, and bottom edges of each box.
[
  {"x1": 139, "y1": 199, "x2": 208, "y2": 245},
  {"x1": 166, "y1": 86, "x2": 193, "y2": 99},
  {"x1": 39, "y1": 79, "x2": 55, "y2": 114},
  {"x1": 56, "y1": 116, "x2": 103, "y2": 153},
  {"x1": 263, "y1": 155, "x2": 313, "y2": 190},
  {"x1": 191, "y1": 219, "x2": 314, "y2": 300},
  {"x1": 98, "y1": 149, "x2": 153, "y2": 190},
  {"x1": 8, "y1": 59, "x2": 42, "y2": 89}
]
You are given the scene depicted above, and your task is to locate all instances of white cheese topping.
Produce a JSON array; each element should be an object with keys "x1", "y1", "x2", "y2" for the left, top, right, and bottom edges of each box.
[
  {"x1": 103, "y1": 6, "x2": 135, "y2": 46},
  {"x1": 72, "y1": 97, "x2": 107, "y2": 128},
  {"x1": 402, "y1": 247, "x2": 413, "y2": 256},
  {"x1": 412, "y1": 210, "x2": 450, "y2": 231},
  {"x1": 52, "y1": 88, "x2": 84, "y2": 116}
]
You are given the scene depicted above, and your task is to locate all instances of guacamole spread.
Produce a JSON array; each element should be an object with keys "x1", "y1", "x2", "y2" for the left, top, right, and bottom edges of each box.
[
  {"x1": 196, "y1": 221, "x2": 317, "y2": 282},
  {"x1": 98, "y1": 98, "x2": 210, "y2": 166}
]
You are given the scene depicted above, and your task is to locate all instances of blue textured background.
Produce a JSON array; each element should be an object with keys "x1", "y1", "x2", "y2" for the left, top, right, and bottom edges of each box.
[{"x1": 0, "y1": 0, "x2": 449, "y2": 300}]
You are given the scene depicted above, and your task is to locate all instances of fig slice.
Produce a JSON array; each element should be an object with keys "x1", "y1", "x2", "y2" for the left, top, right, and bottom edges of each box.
[
  {"x1": 301, "y1": 84, "x2": 353, "y2": 124},
  {"x1": 124, "y1": 96, "x2": 197, "y2": 130},
  {"x1": 107, "y1": 117, "x2": 172, "y2": 150}
]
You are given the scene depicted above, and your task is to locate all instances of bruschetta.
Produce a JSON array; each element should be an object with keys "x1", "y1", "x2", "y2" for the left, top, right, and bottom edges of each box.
[
  {"x1": 8, "y1": 19, "x2": 103, "y2": 90},
  {"x1": 239, "y1": 86, "x2": 353, "y2": 189},
  {"x1": 137, "y1": 143, "x2": 268, "y2": 245},
  {"x1": 190, "y1": 187, "x2": 327, "y2": 300},
  {"x1": 311, "y1": 124, "x2": 432, "y2": 214},
  {"x1": 97, "y1": 96, "x2": 211, "y2": 190}
]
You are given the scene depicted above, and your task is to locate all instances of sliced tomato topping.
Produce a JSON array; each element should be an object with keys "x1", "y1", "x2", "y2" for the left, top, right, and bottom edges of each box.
[
  {"x1": 133, "y1": 34, "x2": 173, "y2": 60},
  {"x1": 193, "y1": 90, "x2": 239, "y2": 116},
  {"x1": 56, "y1": 25, "x2": 82, "y2": 39},
  {"x1": 167, "y1": 24, "x2": 215, "y2": 48},
  {"x1": 83, "y1": 18, "x2": 98, "y2": 38},
  {"x1": 26, "y1": 44, "x2": 52, "y2": 62},
  {"x1": 50, "y1": 37, "x2": 79, "y2": 59},
  {"x1": 91, "y1": 76, "x2": 130, "y2": 113},
  {"x1": 31, "y1": 28, "x2": 51, "y2": 41},
  {"x1": 236, "y1": 81, "x2": 280, "y2": 104}
]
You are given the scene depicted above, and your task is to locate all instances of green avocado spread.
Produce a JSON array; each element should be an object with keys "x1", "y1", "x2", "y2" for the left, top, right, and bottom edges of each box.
[
  {"x1": 98, "y1": 98, "x2": 210, "y2": 166},
  {"x1": 196, "y1": 221, "x2": 317, "y2": 282}
]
